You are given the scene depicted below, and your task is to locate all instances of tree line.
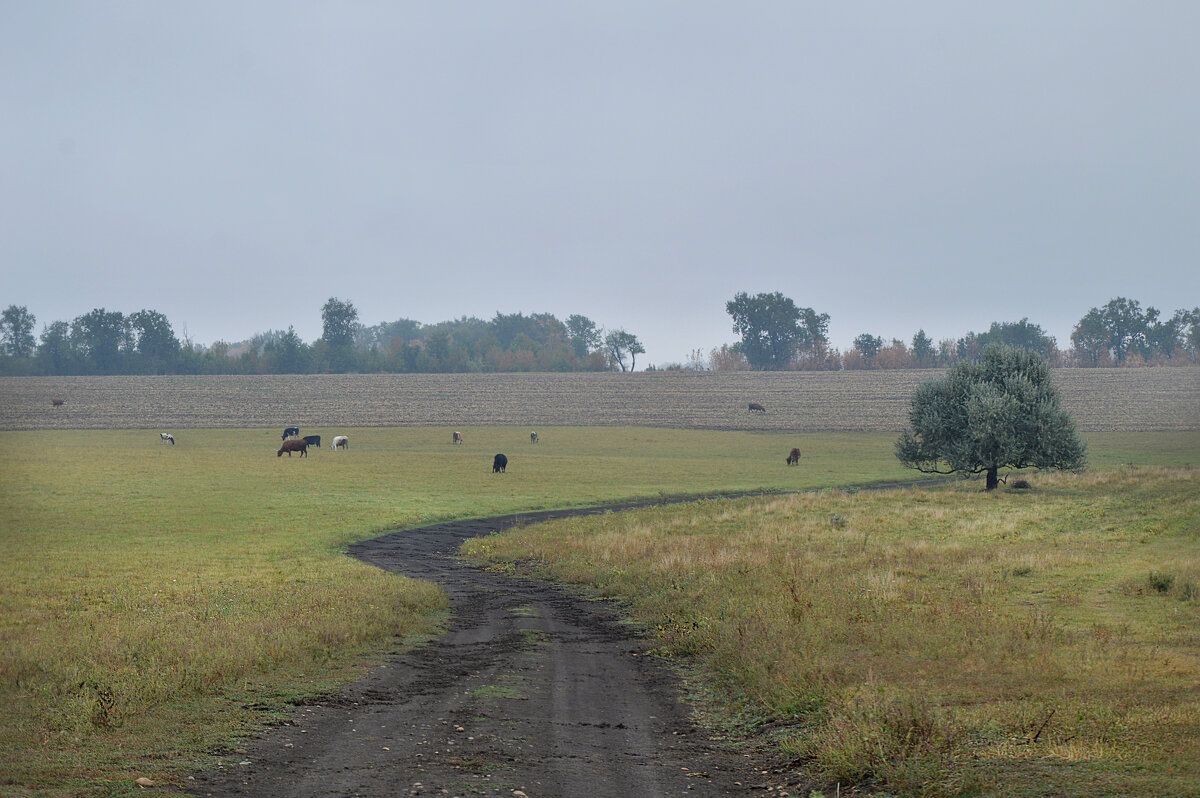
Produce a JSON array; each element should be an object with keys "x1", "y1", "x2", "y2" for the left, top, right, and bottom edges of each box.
[
  {"x1": 681, "y1": 292, "x2": 1198, "y2": 372},
  {"x1": 0, "y1": 299, "x2": 646, "y2": 376},
  {"x1": 1, "y1": 294, "x2": 1196, "y2": 376}
]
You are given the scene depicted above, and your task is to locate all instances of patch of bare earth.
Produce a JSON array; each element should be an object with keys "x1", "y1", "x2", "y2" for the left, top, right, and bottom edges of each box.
[{"x1": 187, "y1": 505, "x2": 784, "y2": 797}]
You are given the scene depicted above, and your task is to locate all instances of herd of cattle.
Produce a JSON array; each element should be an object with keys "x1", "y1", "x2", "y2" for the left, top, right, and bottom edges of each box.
[{"x1": 152, "y1": 401, "x2": 800, "y2": 469}]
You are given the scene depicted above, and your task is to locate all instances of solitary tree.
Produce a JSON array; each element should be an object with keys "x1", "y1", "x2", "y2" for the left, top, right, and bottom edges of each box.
[
  {"x1": 321, "y1": 297, "x2": 360, "y2": 372},
  {"x1": 565, "y1": 314, "x2": 602, "y2": 359},
  {"x1": 896, "y1": 344, "x2": 1086, "y2": 490},
  {"x1": 604, "y1": 329, "x2": 645, "y2": 372}
]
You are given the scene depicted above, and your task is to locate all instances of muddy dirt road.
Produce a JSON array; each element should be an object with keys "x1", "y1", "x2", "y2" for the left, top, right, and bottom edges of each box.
[{"x1": 188, "y1": 503, "x2": 778, "y2": 797}]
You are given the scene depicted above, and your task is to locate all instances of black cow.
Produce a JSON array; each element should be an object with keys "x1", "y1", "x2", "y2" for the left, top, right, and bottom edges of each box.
[
  {"x1": 493, "y1": 453, "x2": 508, "y2": 473},
  {"x1": 748, "y1": 403, "x2": 766, "y2": 413},
  {"x1": 786, "y1": 447, "x2": 801, "y2": 466},
  {"x1": 282, "y1": 426, "x2": 300, "y2": 440},
  {"x1": 303, "y1": 435, "x2": 321, "y2": 448}
]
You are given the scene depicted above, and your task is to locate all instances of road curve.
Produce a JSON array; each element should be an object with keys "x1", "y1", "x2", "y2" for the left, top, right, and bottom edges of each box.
[{"x1": 187, "y1": 500, "x2": 778, "y2": 797}]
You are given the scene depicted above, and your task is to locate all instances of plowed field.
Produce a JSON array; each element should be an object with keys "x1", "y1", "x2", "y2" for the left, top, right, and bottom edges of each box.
[{"x1": 1, "y1": 368, "x2": 1197, "y2": 432}]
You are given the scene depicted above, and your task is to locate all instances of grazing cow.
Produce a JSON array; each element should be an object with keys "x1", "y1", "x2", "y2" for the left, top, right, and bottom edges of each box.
[
  {"x1": 786, "y1": 447, "x2": 801, "y2": 466},
  {"x1": 452, "y1": 431, "x2": 463, "y2": 445},
  {"x1": 302, "y1": 435, "x2": 321, "y2": 448},
  {"x1": 530, "y1": 431, "x2": 538, "y2": 445},
  {"x1": 748, "y1": 403, "x2": 766, "y2": 413},
  {"x1": 332, "y1": 435, "x2": 349, "y2": 450},
  {"x1": 493, "y1": 453, "x2": 508, "y2": 473},
  {"x1": 160, "y1": 433, "x2": 175, "y2": 445},
  {"x1": 51, "y1": 398, "x2": 64, "y2": 407},
  {"x1": 282, "y1": 427, "x2": 300, "y2": 440},
  {"x1": 277, "y1": 439, "x2": 308, "y2": 457}
]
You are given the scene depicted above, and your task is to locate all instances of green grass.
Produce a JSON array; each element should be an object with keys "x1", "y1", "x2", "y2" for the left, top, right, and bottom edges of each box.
[
  {"x1": 464, "y1": 465, "x2": 1200, "y2": 797},
  {"x1": 0, "y1": 427, "x2": 1196, "y2": 795}
]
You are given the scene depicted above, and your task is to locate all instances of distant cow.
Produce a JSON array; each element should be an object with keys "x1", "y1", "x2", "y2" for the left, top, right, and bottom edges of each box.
[
  {"x1": 452, "y1": 431, "x2": 463, "y2": 445},
  {"x1": 748, "y1": 403, "x2": 766, "y2": 413},
  {"x1": 302, "y1": 435, "x2": 321, "y2": 448},
  {"x1": 786, "y1": 447, "x2": 801, "y2": 466},
  {"x1": 160, "y1": 433, "x2": 175, "y2": 445},
  {"x1": 277, "y1": 439, "x2": 308, "y2": 457},
  {"x1": 530, "y1": 431, "x2": 538, "y2": 444},
  {"x1": 493, "y1": 453, "x2": 508, "y2": 473},
  {"x1": 332, "y1": 435, "x2": 349, "y2": 450},
  {"x1": 282, "y1": 427, "x2": 300, "y2": 440},
  {"x1": 51, "y1": 398, "x2": 64, "y2": 407}
]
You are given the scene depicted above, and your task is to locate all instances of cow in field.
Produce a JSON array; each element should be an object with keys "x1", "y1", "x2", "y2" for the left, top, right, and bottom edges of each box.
[
  {"x1": 530, "y1": 431, "x2": 538, "y2": 444},
  {"x1": 303, "y1": 435, "x2": 321, "y2": 448},
  {"x1": 493, "y1": 453, "x2": 508, "y2": 473},
  {"x1": 452, "y1": 431, "x2": 463, "y2": 445},
  {"x1": 786, "y1": 447, "x2": 801, "y2": 466},
  {"x1": 332, "y1": 435, "x2": 349, "y2": 450},
  {"x1": 748, "y1": 403, "x2": 766, "y2": 413},
  {"x1": 160, "y1": 433, "x2": 175, "y2": 445},
  {"x1": 277, "y1": 439, "x2": 308, "y2": 457},
  {"x1": 51, "y1": 398, "x2": 64, "y2": 407},
  {"x1": 282, "y1": 427, "x2": 300, "y2": 440}
]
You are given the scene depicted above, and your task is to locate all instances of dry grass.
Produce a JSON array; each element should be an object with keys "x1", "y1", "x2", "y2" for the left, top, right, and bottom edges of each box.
[
  {"x1": 2, "y1": 368, "x2": 1197, "y2": 432},
  {"x1": 464, "y1": 467, "x2": 1200, "y2": 796}
]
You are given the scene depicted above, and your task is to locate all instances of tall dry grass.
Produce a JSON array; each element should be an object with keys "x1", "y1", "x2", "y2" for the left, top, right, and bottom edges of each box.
[{"x1": 464, "y1": 467, "x2": 1200, "y2": 796}]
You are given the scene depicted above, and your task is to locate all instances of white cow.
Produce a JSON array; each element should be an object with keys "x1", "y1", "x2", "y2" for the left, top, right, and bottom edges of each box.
[
  {"x1": 160, "y1": 433, "x2": 175, "y2": 445},
  {"x1": 332, "y1": 435, "x2": 349, "y2": 450}
]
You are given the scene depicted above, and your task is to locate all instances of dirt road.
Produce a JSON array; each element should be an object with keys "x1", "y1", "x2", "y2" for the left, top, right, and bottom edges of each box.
[{"x1": 188, "y1": 503, "x2": 778, "y2": 797}]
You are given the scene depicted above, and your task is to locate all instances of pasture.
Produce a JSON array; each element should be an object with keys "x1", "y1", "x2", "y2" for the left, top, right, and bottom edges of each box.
[
  {"x1": 464, "y1": 466, "x2": 1200, "y2": 797},
  {"x1": 0, "y1": 367, "x2": 1196, "y2": 795}
]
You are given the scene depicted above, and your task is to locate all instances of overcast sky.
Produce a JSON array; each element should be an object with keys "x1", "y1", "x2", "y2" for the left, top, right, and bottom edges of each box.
[{"x1": 3, "y1": 2, "x2": 1198, "y2": 365}]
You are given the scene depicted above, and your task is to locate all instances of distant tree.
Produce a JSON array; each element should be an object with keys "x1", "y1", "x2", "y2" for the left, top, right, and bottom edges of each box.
[
  {"x1": 321, "y1": 297, "x2": 360, "y2": 372},
  {"x1": 1070, "y1": 308, "x2": 1110, "y2": 366},
  {"x1": 911, "y1": 329, "x2": 936, "y2": 368},
  {"x1": 708, "y1": 344, "x2": 750, "y2": 371},
  {"x1": 1073, "y1": 297, "x2": 1153, "y2": 364},
  {"x1": 70, "y1": 308, "x2": 130, "y2": 373},
  {"x1": 854, "y1": 334, "x2": 884, "y2": 365},
  {"x1": 1179, "y1": 307, "x2": 1200, "y2": 361},
  {"x1": 36, "y1": 321, "x2": 73, "y2": 374},
  {"x1": 726, "y1": 291, "x2": 827, "y2": 370},
  {"x1": 566, "y1": 314, "x2": 602, "y2": 359},
  {"x1": 265, "y1": 326, "x2": 310, "y2": 373},
  {"x1": 357, "y1": 318, "x2": 422, "y2": 350},
  {"x1": 128, "y1": 309, "x2": 181, "y2": 373},
  {"x1": 896, "y1": 344, "x2": 1086, "y2": 490},
  {"x1": 604, "y1": 329, "x2": 645, "y2": 372},
  {"x1": 1145, "y1": 309, "x2": 1189, "y2": 361},
  {"x1": 1, "y1": 305, "x2": 37, "y2": 358},
  {"x1": 321, "y1": 298, "x2": 360, "y2": 348}
]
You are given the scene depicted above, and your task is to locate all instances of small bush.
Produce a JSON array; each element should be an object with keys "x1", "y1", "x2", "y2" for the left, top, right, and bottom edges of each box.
[{"x1": 1148, "y1": 571, "x2": 1175, "y2": 593}]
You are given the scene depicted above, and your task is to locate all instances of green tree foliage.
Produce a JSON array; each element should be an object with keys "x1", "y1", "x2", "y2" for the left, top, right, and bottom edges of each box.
[
  {"x1": 911, "y1": 329, "x2": 936, "y2": 367},
  {"x1": 1, "y1": 305, "x2": 37, "y2": 358},
  {"x1": 896, "y1": 344, "x2": 1086, "y2": 490},
  {"x1": 70, "y1": 309, "x2": 130, "y2": 374},
  {"x1": 265, "y1": 326, "x2": 310, "y2": 373},
  {"x1": 854, "y1": 333, "x2": 884, "y2": 364},
  {"x1": 604, "y1": 329, "x2": 645, "y2": 372},
  {"x1": 128, "y1": 309, "x2": 181, "y2": 373},
  {"x1": 36, "y1": 321, "x2": 73, "y2": 374},
  {"x1": 726, "y1": 291, "x2": 828, "y2": 370},
  {"x1": 566, "y1": 314, "x2": 602, "y2": 359}
]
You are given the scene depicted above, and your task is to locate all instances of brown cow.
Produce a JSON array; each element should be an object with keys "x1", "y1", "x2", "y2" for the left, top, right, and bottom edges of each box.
[
  {"x1": 51, "y1": 398, "x2": 64, "y2": 407},
  {"x1": 277, "y1": 439, "x2": 308, "y2": 457},
  {"x1": 452, "y1": 431, "x2": 463, "y2": 445},
  {"x1": 786, "y1": 447, "x2": 801, "y2": 466},
  {"x1": 748, "y1": 402, "x2": 766, "y2": 413}
]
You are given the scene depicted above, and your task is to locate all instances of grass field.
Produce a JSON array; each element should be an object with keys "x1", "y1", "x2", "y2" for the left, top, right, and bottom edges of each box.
[
  {"x1": 464, "y1": 466, "x2": 1200, "y2": 797},
  {"x1": 0, "y1": 366, "x2": 1197, "y2": 796}
]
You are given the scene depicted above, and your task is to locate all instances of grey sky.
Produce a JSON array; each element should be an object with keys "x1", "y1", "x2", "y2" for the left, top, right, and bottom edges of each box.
[{"x1": 3, "y1": 2, "x2": 1197, "y2": 365}]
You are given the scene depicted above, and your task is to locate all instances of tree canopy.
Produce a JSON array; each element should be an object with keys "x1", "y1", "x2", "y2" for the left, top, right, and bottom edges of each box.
[
  {"x1": 896, "y1": 344, "x2": 1086, "y2": 490},
  {"x1": 726, "y1": 291, "x2": 828, "y2": 370}
]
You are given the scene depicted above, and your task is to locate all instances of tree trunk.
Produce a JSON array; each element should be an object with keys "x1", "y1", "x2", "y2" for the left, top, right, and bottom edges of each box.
[{"x1": 986, "y1": 466, "x2": 999, "y2": 491}]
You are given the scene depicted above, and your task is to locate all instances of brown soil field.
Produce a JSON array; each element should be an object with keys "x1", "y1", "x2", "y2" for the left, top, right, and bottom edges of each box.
[{"x1": 1, "y1": 368, "x2": 1197, "y2": 432}]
